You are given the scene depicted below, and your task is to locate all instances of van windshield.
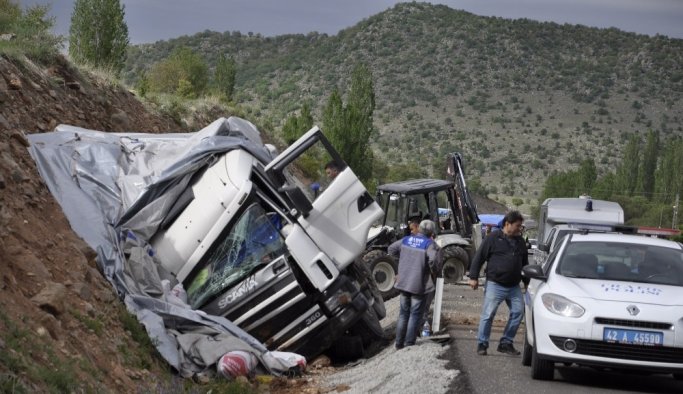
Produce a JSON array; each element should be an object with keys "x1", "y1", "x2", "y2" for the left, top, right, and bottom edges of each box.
[{"x1": 186, "y1": 203, "x2": 288, "y2": 308}]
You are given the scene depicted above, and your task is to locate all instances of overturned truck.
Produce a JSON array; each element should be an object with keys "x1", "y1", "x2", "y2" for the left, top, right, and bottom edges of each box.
[
  {"x1": 28, "y1": 117, "x2": 386, "y2": 376},
  {"x1": 150, "y1": 123, "x2": 386, "y2": 358}
]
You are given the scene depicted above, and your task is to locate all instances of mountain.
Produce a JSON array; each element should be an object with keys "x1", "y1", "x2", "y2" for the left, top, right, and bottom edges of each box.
[{"x1": 123, "y1": 2, "x2": 683, "y2": 206}]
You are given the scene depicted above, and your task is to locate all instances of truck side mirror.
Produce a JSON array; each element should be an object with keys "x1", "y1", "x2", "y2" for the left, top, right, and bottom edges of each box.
[{"x1": 279, "y1": 186, "x2": 312, "y2": 218}]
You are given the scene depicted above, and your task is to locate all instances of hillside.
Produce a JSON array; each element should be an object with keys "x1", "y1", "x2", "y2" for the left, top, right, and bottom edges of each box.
[
  {"x1": 0, "y1": 55, "x2": 189, "y2": 392},
  {"x1": 124, "y1": 2, "x2": 683, "y2": 206}
]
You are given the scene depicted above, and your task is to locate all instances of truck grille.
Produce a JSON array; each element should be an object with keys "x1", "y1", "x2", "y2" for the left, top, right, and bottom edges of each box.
[
  {"x1": 549, "y1": 336, "x2": 683, "y2": 363},
  {"x1": 594, "y1": 317, "x2": 673, "y2": 330}
]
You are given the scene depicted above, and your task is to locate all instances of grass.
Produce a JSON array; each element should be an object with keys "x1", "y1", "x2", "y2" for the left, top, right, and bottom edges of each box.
[
  {"x1": 118, "y1": 307, "x2": 164, "y2": 370},
  {"x1": 70, "y1": 309, "x2": 104, "y2": 336},
  {"x1": 0, "y1": 310, "x2": 81, "y2": 393}
]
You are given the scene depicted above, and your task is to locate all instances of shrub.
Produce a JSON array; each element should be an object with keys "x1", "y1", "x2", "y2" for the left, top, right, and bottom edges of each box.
[{"x1": 0, "y1": 1, "x2": 63, "y2": 62}]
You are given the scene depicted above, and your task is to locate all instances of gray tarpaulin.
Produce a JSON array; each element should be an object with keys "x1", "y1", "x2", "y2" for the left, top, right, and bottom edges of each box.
[{"x1": 27, "y1": 117, "x2": 300, "y2": 377}]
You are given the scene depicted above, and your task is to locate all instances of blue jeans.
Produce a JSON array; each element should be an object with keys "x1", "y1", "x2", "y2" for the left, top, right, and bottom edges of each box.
[
  {"x1": 396, "y1": 292, "x2": 425, "y2": 347},
  {"x1": 476, "y1": 281, "x2": 524, "y2": 348}
]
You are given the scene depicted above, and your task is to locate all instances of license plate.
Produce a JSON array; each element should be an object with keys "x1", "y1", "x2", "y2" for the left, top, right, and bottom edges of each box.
[{"x1": 603, "y1": 327, "x2": 663, "y2": 346}]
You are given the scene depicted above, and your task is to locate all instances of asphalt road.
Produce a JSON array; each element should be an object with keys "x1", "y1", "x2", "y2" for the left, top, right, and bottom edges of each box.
[{"x1": 439, "y1": 283, "x2": 683, "y2": 394}]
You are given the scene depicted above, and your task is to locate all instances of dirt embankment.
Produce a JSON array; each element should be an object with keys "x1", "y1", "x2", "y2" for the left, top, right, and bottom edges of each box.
[{"x1": 0, "y1": 54, "x2": 184, "y2": 392}]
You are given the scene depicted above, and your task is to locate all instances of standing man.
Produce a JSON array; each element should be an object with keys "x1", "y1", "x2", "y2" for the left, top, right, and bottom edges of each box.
[
  {"x1": 324, "y1": 161, "x2": 340, "y2": 180},
  {"x1": 388, "y1": 220, "x2": 438, "y2": 349},
  {"x1": 468, "y1": 210, "x2": 529, "y2": 356}
]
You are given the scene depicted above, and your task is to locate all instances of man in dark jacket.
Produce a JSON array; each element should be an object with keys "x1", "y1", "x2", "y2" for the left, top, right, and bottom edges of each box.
[
  {"x1": 388, "y1": 220, "x2": 438, "y2": 349},
  {"x1": 468, "y1": 210, "x2": 529, "y2": 356}
]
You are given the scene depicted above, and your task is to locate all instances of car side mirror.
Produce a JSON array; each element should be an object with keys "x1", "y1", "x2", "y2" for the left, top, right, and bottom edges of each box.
[
  {"x1": 522, "y1": 264, "x2": 547, "y2": 281},
  {"x1": 538, "y1": 243, "x2": 550, "y2": 252}
]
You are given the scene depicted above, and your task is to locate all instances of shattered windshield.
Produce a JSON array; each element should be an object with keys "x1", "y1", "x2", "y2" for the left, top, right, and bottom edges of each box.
[
  {"x1": 558, "y1": 241, "x2": 683, "y2": 286},
  {"x1": 186, "y1": 203, "x2": 288, "y2": 308}
]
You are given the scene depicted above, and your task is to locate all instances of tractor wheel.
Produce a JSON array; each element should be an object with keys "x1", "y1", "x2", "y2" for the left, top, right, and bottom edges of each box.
[
  {"x1": 362, "y1": 250, "x2": 399, "y2": 300},
  {"x1": 441, "y1": 246, "x2": 469, "y2": 284}
]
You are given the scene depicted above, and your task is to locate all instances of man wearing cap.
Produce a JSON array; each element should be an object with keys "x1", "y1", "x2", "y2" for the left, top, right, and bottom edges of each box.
[{"x1": 388, "y1": 220, "x2": 439, "y2": 349}]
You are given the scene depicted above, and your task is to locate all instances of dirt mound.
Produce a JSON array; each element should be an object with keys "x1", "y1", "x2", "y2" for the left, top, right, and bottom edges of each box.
[{"x1": 0, "y1": 54, "x2": 184, "y2": 392}]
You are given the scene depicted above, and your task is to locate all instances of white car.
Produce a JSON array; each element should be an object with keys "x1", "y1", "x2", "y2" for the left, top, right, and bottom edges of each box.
[{"x1": 522, "y1": 232, "x2": 683, "y2": 380}]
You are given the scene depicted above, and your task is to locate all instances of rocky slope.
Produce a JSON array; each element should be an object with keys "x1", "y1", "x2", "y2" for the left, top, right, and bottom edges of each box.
[{"x1": 0, "y1": 54, "x2": 184, "y2": 392}]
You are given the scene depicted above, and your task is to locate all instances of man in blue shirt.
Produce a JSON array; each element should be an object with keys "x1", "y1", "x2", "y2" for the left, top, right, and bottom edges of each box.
[
  {"x1": 468, "y1": 210, "x2": 529, "y2": 356},
  {"x1": 388, "y1": 220, "x2": 438, "y2": 349}
]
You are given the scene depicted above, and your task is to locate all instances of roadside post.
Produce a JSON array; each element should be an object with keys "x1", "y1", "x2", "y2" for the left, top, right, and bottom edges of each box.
[{"x1": 432, "y1": 277, "x2": 444, "y2": 331}]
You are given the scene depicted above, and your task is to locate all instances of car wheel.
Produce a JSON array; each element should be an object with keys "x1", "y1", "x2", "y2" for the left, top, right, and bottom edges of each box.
[
  {"x1": 531, "y1": 336, "x2": 554, "y2": 380},
  {"x1": 441, "y1": 246, "x2": 468, "y2": 284},
  {"x1": 521, "y1": 330, "x2": 532, "y2": 366},
  {"x1": 363, "y1": 250, "x2": 399, "y2": 300}
]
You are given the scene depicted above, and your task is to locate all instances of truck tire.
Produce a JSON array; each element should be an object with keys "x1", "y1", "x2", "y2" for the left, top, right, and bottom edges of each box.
[
  {"x1": 350, "y1": 304, "x2": 387, "y2": 357},
  {"x1": 441, "y1": 246, "x2": 468, "y2": 284},
  {"x1": 332, "y1": 304, "x2": 387, "y2": 362},
  {"x1": 362, "y1": 250, "x2": 399, "y2": 301}
]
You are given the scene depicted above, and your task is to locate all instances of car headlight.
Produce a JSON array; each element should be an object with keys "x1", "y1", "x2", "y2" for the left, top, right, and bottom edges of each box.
[{"x1": 541, "y1": 293, "x2": 585, "y2": 318}]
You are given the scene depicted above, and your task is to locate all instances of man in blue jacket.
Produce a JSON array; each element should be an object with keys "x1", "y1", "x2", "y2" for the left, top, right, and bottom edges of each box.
[
  {"x1": 468, "y1": 210, "x2": 529, "y2": 356},
  {"x1": 389, "y1": 219, "x2": 438, "y2": 349}
]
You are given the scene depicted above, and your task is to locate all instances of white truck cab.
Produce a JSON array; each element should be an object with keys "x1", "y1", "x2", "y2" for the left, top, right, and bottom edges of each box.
[{"x1": 151, "y1": 126, "x2": 386, "y2": 360}]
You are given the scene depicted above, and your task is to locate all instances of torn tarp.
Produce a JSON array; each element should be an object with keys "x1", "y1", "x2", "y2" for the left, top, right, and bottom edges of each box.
[{"x1": 27, "y1": 117, "x2": 301, "y2": 377}]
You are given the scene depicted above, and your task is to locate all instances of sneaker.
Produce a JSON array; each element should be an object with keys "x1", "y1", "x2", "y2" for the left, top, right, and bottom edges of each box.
[
  {"x1": 497, "y1": 342, "x2": 521, "y2": 356},
  {"x1": 476, "y1": 343, "x2": 487, "y2": 355}
]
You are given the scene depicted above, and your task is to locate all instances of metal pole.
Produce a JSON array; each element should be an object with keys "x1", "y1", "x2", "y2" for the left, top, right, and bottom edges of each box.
[{"x1": 432, "y1": 277, "x2": 444, "y2": 332}]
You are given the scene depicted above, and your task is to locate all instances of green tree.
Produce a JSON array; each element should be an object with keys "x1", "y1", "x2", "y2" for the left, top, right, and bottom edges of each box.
[
  {"x1": 147, "y1": 47, "x2": 208, "y2": 98},
  {"x1": 214, "y1": 54, "x2": 236, "y2": 101},
  {"x1": 282, "y1": 102, "x2": 314, "y2": 144},
  {"x1": 69, "y1": 0, "x2": 129, "y2": 74},
  {"x1": 577, "y1": 158, "x2": 597, "y2": 193},
  {"x1": 323, "y1": 64, "x2": 376, "y2": 182},
  {"x1": 638, "y1": 130, "x2": 659, "y2": 198},
  {"x1": 323, "y1": 88, "x2": 345, "y2": 149},
  {"x1": 0, "y1": 0, "x2": 21, "y2": 32},
  {"x1": 655, "y1": 137, "x2": 683, "y2": 203},
  {"x1": 615, "y1": 134, "x2": 641, "y2": 197},
  {"x1": 0, "y1": 1, "x2": 62, "y2": 61}
]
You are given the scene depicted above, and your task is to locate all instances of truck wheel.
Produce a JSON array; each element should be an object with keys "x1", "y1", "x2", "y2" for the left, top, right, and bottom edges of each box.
[
  {"x1": 363, "y1": 250, "x2": 399, "y2": 300},
  {"x1": 350, "y1": 304, "x2": 387, "y2": 357},
  {"x1": 441, "y1": 246, "x2": 468, "y2": 284}
]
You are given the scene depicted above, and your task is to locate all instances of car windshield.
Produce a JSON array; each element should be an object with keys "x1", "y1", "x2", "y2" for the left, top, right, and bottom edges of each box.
[
  {"x1": 186, "y1": 203, "x2": 288, "y2": 308},
  {"x1": 557, "y1": 241, "x2": 683, "y2": 286}
]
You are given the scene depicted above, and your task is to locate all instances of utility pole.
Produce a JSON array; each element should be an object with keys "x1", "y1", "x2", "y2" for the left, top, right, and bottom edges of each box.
[{"x1": 673, "y1": 193, "x2": 680, "y2": 230}]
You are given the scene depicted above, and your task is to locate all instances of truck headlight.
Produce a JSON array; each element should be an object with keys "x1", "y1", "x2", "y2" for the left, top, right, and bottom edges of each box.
[
  {"x1": 324, "y1": 289, "x2": 351, "y2": 313},
  {"x1": 541, "y1": 293, "x2": 585, "y2": 318}
]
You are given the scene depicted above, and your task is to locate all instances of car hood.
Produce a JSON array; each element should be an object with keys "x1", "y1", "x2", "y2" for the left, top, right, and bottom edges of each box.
[{"x1": 553, "y1": 276, "x2": 683, "y2": 306}]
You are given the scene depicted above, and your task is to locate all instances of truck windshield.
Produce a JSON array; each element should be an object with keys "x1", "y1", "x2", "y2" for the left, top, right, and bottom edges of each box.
[{"x1": 186, "y1": 203, "x2": 288, "y2": 308}]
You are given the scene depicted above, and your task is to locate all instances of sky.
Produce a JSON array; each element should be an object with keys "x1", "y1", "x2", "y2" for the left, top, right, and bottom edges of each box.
[{"x1": 19, "y1": 0, "x2": 683, "y2": 44}]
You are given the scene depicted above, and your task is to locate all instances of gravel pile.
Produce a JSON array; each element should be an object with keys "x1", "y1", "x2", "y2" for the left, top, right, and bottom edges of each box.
[{"x1": 318, "y1": 297, "x2": 460, "y2": 394}]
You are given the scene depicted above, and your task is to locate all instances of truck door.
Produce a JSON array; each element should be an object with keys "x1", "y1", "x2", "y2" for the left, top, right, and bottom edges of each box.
[{"x1": 265, "y1": 127, "x2": 383, "y2": 271}]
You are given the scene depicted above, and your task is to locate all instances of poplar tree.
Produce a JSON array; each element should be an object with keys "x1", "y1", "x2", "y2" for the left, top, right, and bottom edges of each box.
[
  {"x1": 282, "y1": 102, "x2": 314, "y2": 144},
  {"x1": 655, "y1": 137, "x2": 683, "y2": 203},
  {"x1": 214, "y1": 54, "x2": 236, "y2": 101},
  {"x1": 615, "y1": 134, "x2": 641, "y2": 197},
  {"x1": 69, "y1": 0, "x2": 129, "y2": 74},
  {"x1": 322, "y1": 64, "x2": 376, "y2": 182},
  {"x1": 638, "y1": 130, "x2": 659, "y2": 197}
]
